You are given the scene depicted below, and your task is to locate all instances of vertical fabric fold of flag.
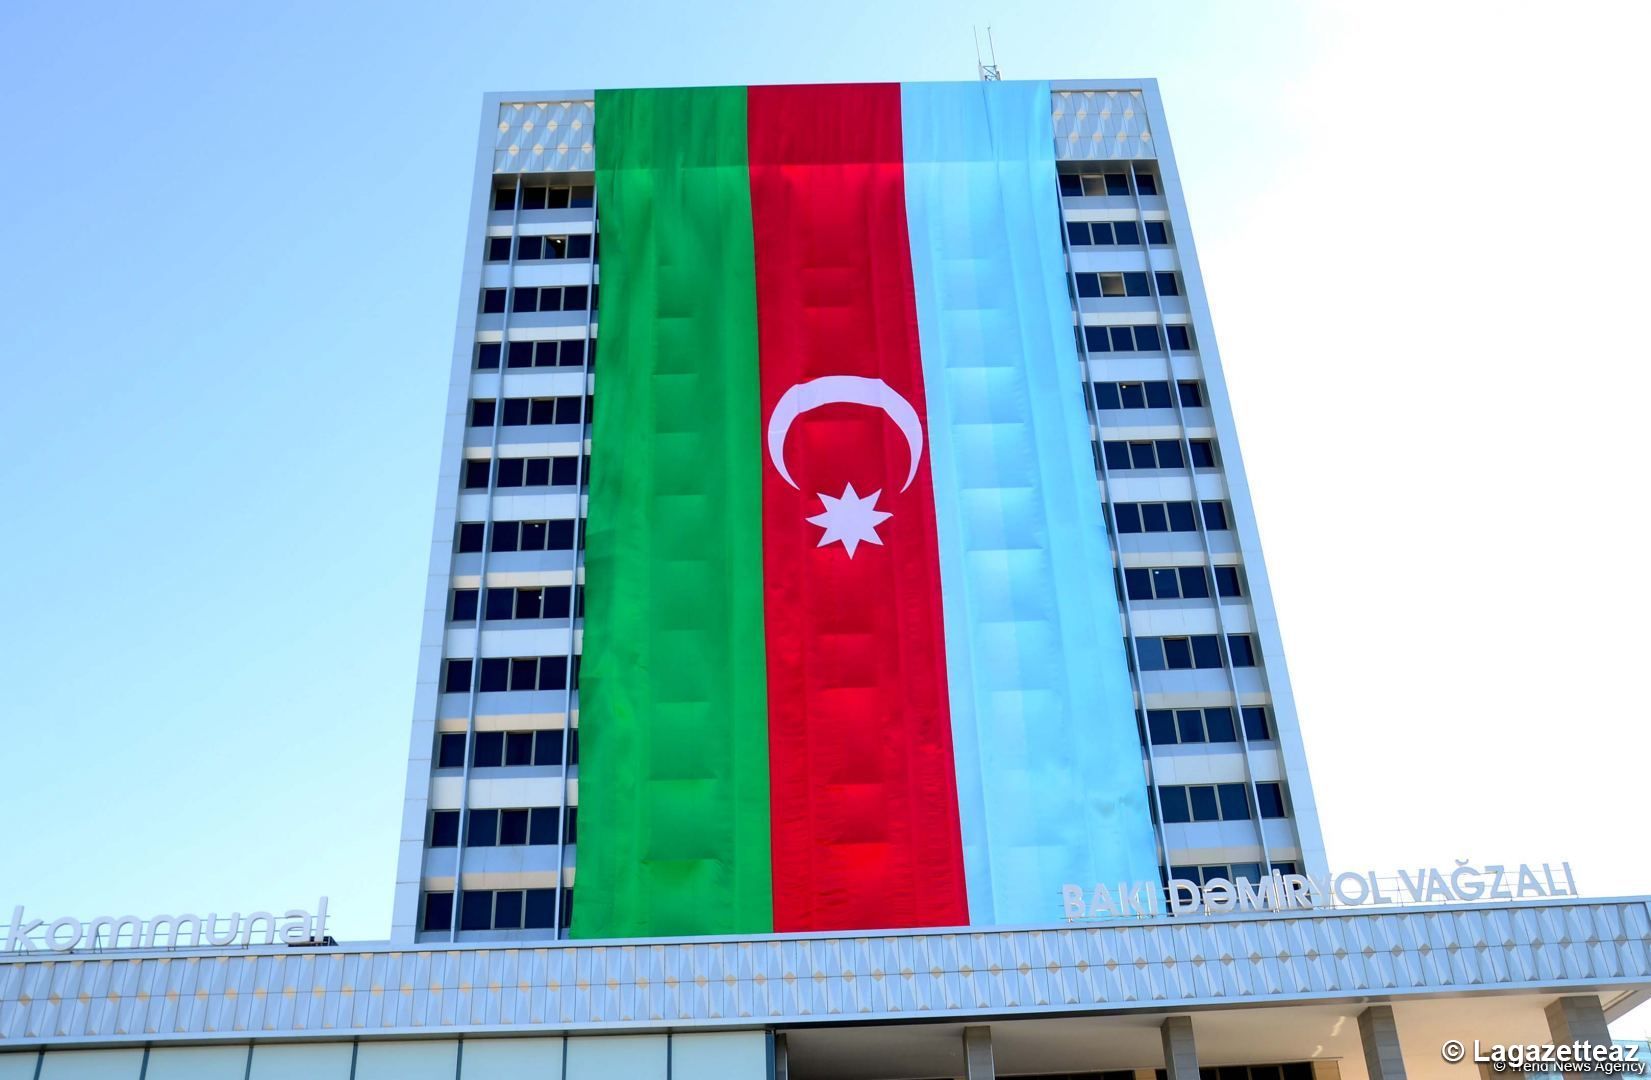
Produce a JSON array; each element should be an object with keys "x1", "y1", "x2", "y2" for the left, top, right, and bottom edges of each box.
[
  {"x1": 900, "y1": 80, "x2": 1162, "y2": 923},
  {"x1": 575, "y1": 86, "x2": 774, "y2": 938}
]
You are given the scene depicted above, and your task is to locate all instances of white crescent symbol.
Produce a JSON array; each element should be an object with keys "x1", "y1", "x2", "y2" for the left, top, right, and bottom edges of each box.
[{"x1": 767, "y1": 376, "x2": 924, "y2": 492}]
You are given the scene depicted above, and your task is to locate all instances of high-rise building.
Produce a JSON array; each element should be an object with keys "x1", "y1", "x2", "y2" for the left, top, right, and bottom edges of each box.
[{"x1": 392, "y1": 79, "x2": 1325, "y2": 945}]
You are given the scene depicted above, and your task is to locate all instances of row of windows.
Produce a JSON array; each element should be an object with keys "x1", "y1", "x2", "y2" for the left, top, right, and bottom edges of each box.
[
  {"x1": 455, "y1": 519, "x2": 580, "y2": 554},
  {"x1": 1112, "y1": 500, "x2": 1228, "y2": 534},
  {"x1": 463, "y1": 455, "x2": 585, "y2": 490},
  {"x1": 486, "y1": 234, "x2": 594, "y2": 263},
  {"x1": 1058, "y1": 170, "x2": 1160, "y2": 198},
  {"x1": 452, "y1": 585, "x2": 577, "y2": 622},
  {"x1": 1170, "y1": 861, "x2": 1299, "y2": 887},
  {"x1": 1094, "y1": 380, "x2": 1202, "y2": 411},
  {"x1": 1137, "y1": 633, "x2": 1258, "y2": 671},
  {"x1": 493, "y1": 183, "x2": 595, "y2": 211},
  {"x1": 437, "y1": 729, "x2": 578, "y2": 770},
  {"x1": 480, "y1": 285, "x2": 597, "y2": 315},
  {"x1": 430, "y1": 806, "x2": 574, "y2": 848},
  {"x1": 1074, "y1": 270, "x2": 1180, "y2": 299},
  {"x1": 1101, "y1": 438, "x2": 1215, "y2": 472},
  {"x1": 476, "y1": 339, "x2": 593, "y2": 370},
  {"x1": 423, "y1": 888, "x2": 571, "y2": 933},
  {"x1": 1144, "y1": 704, "x2": 1271, "y2": 746},
  {"x1": 1121, "y1": 564, "x2": 1241, "y2": 602},
  {"x1": 1081, "y1": 323, "x2": 1193, "y2": 353},
  {"x1": 1160, "y1": 781, "x2": 1287, "y2": 823},
  {"x1": 443, "y1": 655, "x2": 575, "y2": 694},
  {"x1": 1066, "y1": 218, "x2": 1170, "y2": 247},
  {"x1": 469, "y1": 396, "x2": 589, "y2": 428}
]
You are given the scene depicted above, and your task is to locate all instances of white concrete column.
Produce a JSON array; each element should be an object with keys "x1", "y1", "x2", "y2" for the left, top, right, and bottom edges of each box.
[
  {"x1": 1161, "y1": 1015, "x2": 1199, "y2": 1080},
  {"x1": 964, "y1": 1025, "x2": 995, "y2": 1080},
  {"x1": 1358, "y1": 1005, "x2": 1408, "y2": 1080},
  {"x1": 1546, "y1": 995, "x2": 1611, "y2": 1049}
]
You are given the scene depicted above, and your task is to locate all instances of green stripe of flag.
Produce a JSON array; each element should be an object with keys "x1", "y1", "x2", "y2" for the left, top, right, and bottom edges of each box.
[{"x1": 572, "y1": 87, "x2": 773, "y2": 938}]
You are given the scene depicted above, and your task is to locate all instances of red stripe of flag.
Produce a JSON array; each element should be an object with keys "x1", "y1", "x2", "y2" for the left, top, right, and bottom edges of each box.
[{"x1": 746, "y1": 82, "x2": 970, "y2": 932}]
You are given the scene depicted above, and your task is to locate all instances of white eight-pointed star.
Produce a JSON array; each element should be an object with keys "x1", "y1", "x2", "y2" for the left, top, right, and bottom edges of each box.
[{"x1": 807, "y1": 483, "x2": 893, "y2": 558}]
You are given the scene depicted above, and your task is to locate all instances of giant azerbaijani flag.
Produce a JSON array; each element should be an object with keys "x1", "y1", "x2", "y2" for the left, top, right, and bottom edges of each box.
[{"x1": 572, "y1": 80, "x2": 1159, "y2": 938}]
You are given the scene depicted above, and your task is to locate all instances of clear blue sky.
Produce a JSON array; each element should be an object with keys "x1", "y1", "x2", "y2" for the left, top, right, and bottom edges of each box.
[{"x1": 2, "y1": 0, "x2": 1646, "y2": 976}]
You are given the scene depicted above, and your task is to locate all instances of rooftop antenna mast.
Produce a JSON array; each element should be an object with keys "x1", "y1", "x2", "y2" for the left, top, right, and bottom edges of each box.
[{"x1": 974, "y1": 26, "x2": 1002, "y2": 81}]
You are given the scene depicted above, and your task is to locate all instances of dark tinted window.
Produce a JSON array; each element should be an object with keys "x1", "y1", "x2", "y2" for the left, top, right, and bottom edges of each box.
[
  {"x1": 1188, "y1": 786, "x2": 1219, "y2": 822},
  {"x1": 1123, "y1": 272, "x2": 1150, "y2": 297},
  {"x1": 1145, "y1": 220, "x2": 1169, "y2": 245},
  {"x1": 493, "y1": 890, "x2": 523, "y2": 929},
  {"x1": 459, "y1": 891, "x2": 492, "y2": 931},
  {"x1": 493, "y1": 186, "x2": 516, "y2": 211},
  {"x1": 479, "y1": 658, "x2": 509, "y2": 692},
  {"x1": 1144, "y1": 381, "x2": 1172, "y2": 409},
  {"x1": 467, "y1": 809, "x2": 498, "y2": 847},
  {"x1": 1155, "y1": 271, "x2": 1180, "y2": 296},
  {"x1": 472, "y1": 731, "x2": 503, "y2": 767},
  {"x1": 1189, "y1": 440, "x2": 1216, "y2": 468},
  {"x1": 443, "y1": 659, "x2": 472, "y2": 694},
  {"x1": 1177, "y1": 380, "x2": 1202, "y2": 406},
  {"x1": 1159, "y1": 786, "x2": 1190, "y2": 823},
  {"x1": 481, "y1": 289, "x2": 506, "y2": 314},
  {"x1": 470, "y1": 400, "x2": 496, "y2": 427},
  {"x1": 423, "y1": 892, "x2": 454, "y2": 932},
  {"x1": 476, "y1": 342, "x2": 501, "y2": 370},
  {"x1": 1257, "y1": 782, "x2": 1287, "y2": 818},
  {"x1": 1201, "y1": 501, "x2": 1229, "y2": 530},
  {"x1": 1242, "y1": 707, "x2": 1271, "y2": 741},
  {"x1": 457, "y1": 523, "x2": 485, "y2": 553},
  {"x1": 1205, "y1": 707, "x2": 1236, "y2": 742},
  {"x1": 1228, "y1": 634, "x2": 1258, "y2": 667},
  {"x1": 1113, "y1": 220, "x2": 1140, "y2": 246},
  {"x1": 437, "y1": 732, "x2": 467, "y2": 769},
  {"x1": 1166, "y1": 325, "x2": 1193, "y2": 351},
  {"x1": 463, "y1": 460, "x2": 490, "y2": 490},
  {"x1": 451, "y1": 589, "x2": 479, "y2": 621},
  {"x1": 430, "y1": 811, "x2": 460, "y2": 848},
  {"x1": 499, "y1": 809, "x2": 529, "y2": 845},
  {"x1": 487, "y1": 236, "x2": 511, "y2": 262},
  {"x1": 1218, "y1": 784, "x2": 1250, "y2": 821},
  {"x1": 1104, "y1": 173, "x2": 1130, "y2": 196},
  {"x1": 1166, "y1": 502, "x2": 1196, "y2": 531},
  {"x1": 1191, "y1": 635, "x2": 1222, "y2": 669},
  {"x1": 525, "y1": 889, "x2": 556, "y2": 929},
  {"x1": 1214, "y1": 566, "x2": 1242, "y2": 597}
]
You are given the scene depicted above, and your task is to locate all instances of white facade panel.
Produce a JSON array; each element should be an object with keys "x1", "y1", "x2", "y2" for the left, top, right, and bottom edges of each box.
[
  {"x1": 38, "y1": 1049, "x2": 145, "y2": 1079},
  {"x1": 564, "y1": 1035, "x2": 667, "y2": 1080},
  {"x1": 670, "y1": 1031, "x2": 769, "y2": 1080},
  {"x1": 145, "y1": 1045, "x2": 249, "y2": 1080},
  {"x1": 354, "y1": 1040, "x2": 459, "y2": 1080},
  {"x1": 458, "y1": 1037, "x2": 564, "y2": 1079}
]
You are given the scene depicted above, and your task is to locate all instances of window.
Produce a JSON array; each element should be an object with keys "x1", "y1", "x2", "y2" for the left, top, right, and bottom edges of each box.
[
  {"x1": 1093, "y1": 380, "x2": 1174, "y2": 410},
  {"x1": 480, "y1": 289, "x2": 507, "y2": 314},
  {"x1": 423, "y1": 891, "x2": 454, "y2": 932},
  {"x1": 1227, "y1": 634, "x2": 1259, "y2": 667},
  {"x1": 443, "y1": 659, "x2": 472, "y2": 694},
  {"x1": 495, "y1": 454, "x2": 583, "y2": 487},
  {"x1": 456, "y1": 523, "x2": 485, "y2": 554},
  {"x1": 1145, "y1": 706, "x2": 1238, "y2": 746},
  {"x1": 463, "y1": 460, "x2": 491, "y2": 490},
  {"x1": 1112, "y1": 501, "x2": 1200, "y2": 534},
  {"x1": 451, "y1": 588, "x2": 479, "y2": 621},
  {"x1": 1176, "y1": 380, "x2": 1203, "y2": 407},
  {"x1": 1075, "y1": 271, "x2": 1152, "y2": 299},
  {"x1": 1242, "y1": 706, "x2": 1271, "y2": 741},
  {"x1": 1122, "y1": 565, "x2": 1212, "y2": 601},
  {"x1": 504, "y1": 338, "x2": 589, "y2": 369},
  {"x1": 513, "y1": 182, "x2": 594, "y2": 210},
  {"x1": 1214, "y1": 566, "x2": 1242, "y2": 598},
  {"x1": 463, "y1": 806, "x2": 560, "y2": 847},
  {"x1": 457, "y1": 888, "x2": 558, "y2": 931},
  {"x1": 469, "y1": 399, "x2": 496, "y2": 428},
  {"x1": 1155, "y1": 271, "x2": 1181, "y2": 297},
  {"x1": 1188, "y1": 440, "x2": 1217, "y2": 468},
  {"x1": 460, "y1": 729, "x2": 569, "y2": 768},
  {"x1": 1165, "y1": 325, "x2": 1194, "y2": 351},
  {"x1": 1144, "y1": 220, "x2": 1170, "y2": 245},
  {"x1": 1135, "y1": 635, "x2": 1225, "y2": 671},
  {"x1": 481, "y1": 586, "x2": 574, "y2": 621},
  {"x1": 476, "y1": 655, "x2": 570, "y2": 692},
  {"x1": 1066, "y1": 219, "x2": 1146, "y2": 247},
  {"x1": 490, "y1": 519, "x2": 578, "y2": 553},
  {"x1": 1202, "y1": 501, "x2": 1230, "y2": 530},
  {"x1": 437, "y1": 732, "x2": 466, "y2": 769},
  {"x1": 1081, "y1": 324, "x2": 1165, "y2": 354},
  {"x1": 486, "y1": 236, "x2": 512, "y2": 262},
  {"x1": 514, "y1": 234, "x2": 593, "y2": 261},
  {"x1": 1134, "y1": 169, "x2": 1160, "y2": 196},
  {"x1": 1168, "y1": 864, "x2": 1291, "y2": 889},
  {"x1": 1256, "y1": 782, "x2": 1288, "y2": 819},
  {"x1": 1159, "y1": 783, "x2": 1252, "y2": 823},
  {"x1": 430, "y1": 811, "x2": 460, "y2": 847},
  {"x1": 1103, "y1": 439, "x2": 1186, "y2": 471},
  {"x1": 493, "y1": 395, "x2": 585, "y2": 427},
  {"x1": 508, "y1": 285, "x2": 590, "y2": 314},
  {"x1": 475, "y1": 342, "x2": 502, "y2": 370}
]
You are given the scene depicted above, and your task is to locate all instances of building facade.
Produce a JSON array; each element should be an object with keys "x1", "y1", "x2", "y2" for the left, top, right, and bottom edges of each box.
[{"x1": 392, "y1": 79, "x2": 1326, "y2": 946}]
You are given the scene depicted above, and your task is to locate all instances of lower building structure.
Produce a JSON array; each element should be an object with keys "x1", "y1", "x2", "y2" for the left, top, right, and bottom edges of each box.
[{"x1": 5, "y1": 896, "x2": 1650, "y2": 1078}]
